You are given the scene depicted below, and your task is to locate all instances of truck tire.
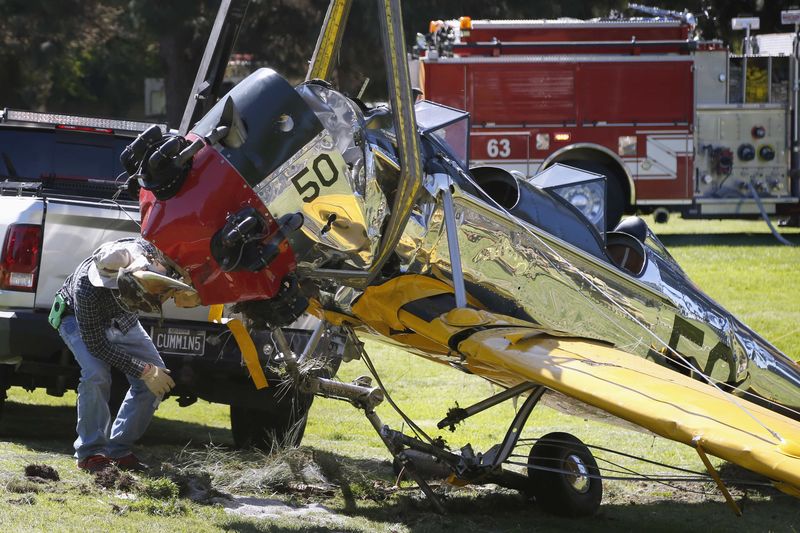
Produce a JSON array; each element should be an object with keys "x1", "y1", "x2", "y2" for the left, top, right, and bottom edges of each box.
[
  {"x1": 229, "y1": 325, "x2": 345, "y2": 451},
  {"x1": 230, "y1": 392, "x2": 314, "y2": 450},
  {"x1": 0, "y1": 364, "x2": 11, "y2": 420},
  {"x1": 559, "y1": 159, "x2": 625, "y2": 230}
]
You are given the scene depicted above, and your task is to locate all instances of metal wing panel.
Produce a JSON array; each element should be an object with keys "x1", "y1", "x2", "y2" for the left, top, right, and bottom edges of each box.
[{"x1": 456, "y1": 327, "x2": 800, "y2": 492}]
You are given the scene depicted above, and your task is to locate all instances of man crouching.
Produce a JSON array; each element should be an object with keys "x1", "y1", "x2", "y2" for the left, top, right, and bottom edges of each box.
[{"x1": 53, "y1": 238, "x2": 184, "y2": 473}]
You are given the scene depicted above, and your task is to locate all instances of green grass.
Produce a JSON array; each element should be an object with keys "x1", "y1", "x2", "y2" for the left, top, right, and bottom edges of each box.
[{"x1": 1, "y1": 217, "x2": 800, "y2": 531}]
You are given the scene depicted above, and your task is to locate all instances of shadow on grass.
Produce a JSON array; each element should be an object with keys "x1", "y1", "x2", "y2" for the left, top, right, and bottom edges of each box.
[
  {"x1": 216, "y1": 481, "x2": 798, "y2": 533},
  {"x1": 657, "y1": 232, "x2": 800, "y2": 248},
  {"x1": 0, "y1": 399, "x2": 233, "y2": 454},
  {"x1": 246, "y1": 449, "x2": 798, "y2": 533},
  {"x1": 1, "y1": 401, "x2": 797, "y2": 532}
]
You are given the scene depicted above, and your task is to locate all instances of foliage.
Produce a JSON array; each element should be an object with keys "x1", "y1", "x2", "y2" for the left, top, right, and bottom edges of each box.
[
  {"x1": 2, "y1": 0, "x2": 796, "y2": 122},
  {"x1": 0, "y1": 0, "x2": 159, "y2": 115}
]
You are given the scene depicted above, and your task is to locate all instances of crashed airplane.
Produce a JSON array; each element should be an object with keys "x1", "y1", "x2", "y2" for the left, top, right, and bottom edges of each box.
[{"x1": 119, "y1": 0, "x2": 800, "y2": 517}]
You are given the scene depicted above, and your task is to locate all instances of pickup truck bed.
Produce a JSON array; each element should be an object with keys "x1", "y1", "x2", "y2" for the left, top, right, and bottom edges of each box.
[{"x1": 0, "y1": 109, "x2": 340, "y2": 449}]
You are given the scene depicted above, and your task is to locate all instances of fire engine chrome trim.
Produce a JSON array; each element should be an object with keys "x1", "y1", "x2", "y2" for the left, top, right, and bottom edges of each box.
[
  {"x1": 473, "y1": 123, "x2": 578, "y2": 129},
  {"x1": 636, "y1": 129, "x2": 691, "y2": 134},
  {"x1": 470, "y1": 131, "x2": 532, "y2": 136},
  {"x1": 422, "y1": 55, "x2": 695, "y2": 65},
  {"x1": 467, "y1": 20, "x2": 685, "y2": 29},
  {"x1": 583, "y1": 122, "x2": 690, "y2": 127},
  {"x1": 454, "y1": 39, "x2": 694, "y2": 49},
  {"x1": 696, "y1": 103, "x2": 788, "y2": 111},
  {"x1": 541, "y1": 142, "x2": 636, "y2": 205}
]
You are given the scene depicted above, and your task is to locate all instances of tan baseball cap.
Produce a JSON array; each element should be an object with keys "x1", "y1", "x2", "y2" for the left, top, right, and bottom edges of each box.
[{"x1": 87, "y1": 242, "x2": 149, "y2": 289}]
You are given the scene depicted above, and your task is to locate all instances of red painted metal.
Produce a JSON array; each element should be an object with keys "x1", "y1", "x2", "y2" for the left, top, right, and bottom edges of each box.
[
  {"x1": 463, "y1": 21, "x2": 691, "y2": 44},
  {"x1": 421, "y1": 16, "x2": 701, "y2": 206},
  {"x1": 140, "y1": 137, "x2": 296, "y2": 305}
]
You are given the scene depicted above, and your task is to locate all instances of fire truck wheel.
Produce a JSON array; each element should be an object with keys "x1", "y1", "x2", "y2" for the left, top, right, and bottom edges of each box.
[{"x1": 560, "y1": 160, "x2": 625, "y2": 230}]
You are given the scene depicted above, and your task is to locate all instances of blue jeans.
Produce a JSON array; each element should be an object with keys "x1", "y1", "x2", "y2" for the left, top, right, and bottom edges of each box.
[{"x1": 59, "y1": 314, "x2": 165, "y2": 459}]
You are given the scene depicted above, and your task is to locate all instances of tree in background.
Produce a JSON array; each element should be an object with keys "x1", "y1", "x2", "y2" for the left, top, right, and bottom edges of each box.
[
  {"x1": 0, "y1": 0, "x2": 159, "y2": 116},
  {"x1": 1, "y1": 0, "x2": 798, "y2": 124},
  {"x1": 127, "y1": 0, "x2": 219, "y2": 127}
]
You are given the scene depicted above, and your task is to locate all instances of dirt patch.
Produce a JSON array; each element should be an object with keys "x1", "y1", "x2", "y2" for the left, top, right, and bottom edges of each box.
[
  {"x1": 94, "y1": 466, "x2": 121, "y2": 489},
  {"x1": 94, "y1": 466, "x2": 137, "y2": 492},
  {"x1": 116, "y1": 472, "x2": 138, "y2": 492},
  {"x1": 24, "y1": 464, "x2": 59, "y2": 482},
  {"x1": 6, "y1": 478, "x2": 41, "y2": 494}
]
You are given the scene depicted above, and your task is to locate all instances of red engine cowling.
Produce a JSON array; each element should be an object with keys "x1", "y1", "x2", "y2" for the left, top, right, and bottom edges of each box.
[
  {"x1": 139, "y1": 136, "x2": 297, "y2": 305},
  {"x1": 133, "y1": 68, "x2": 324, "y2": 311}
]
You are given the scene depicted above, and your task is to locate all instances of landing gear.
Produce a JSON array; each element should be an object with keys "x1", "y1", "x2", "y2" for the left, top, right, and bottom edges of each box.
[
  {"x1": 527, "y1": 432, "x2": 602, "y2": 517},
  {"x1": 298, "y1": 331, "x2": 601, "y2": 516}
]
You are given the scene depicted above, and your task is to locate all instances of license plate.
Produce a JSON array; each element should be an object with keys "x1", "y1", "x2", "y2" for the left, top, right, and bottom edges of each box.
[{"x1": 150, "y1": 327, "x2": 206, "y2": 356}]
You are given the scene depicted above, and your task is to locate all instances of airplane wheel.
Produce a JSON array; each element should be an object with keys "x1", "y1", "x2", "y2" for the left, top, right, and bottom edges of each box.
[{"x1": 527, "y1": 432, "x2": 602, "y2": 517}]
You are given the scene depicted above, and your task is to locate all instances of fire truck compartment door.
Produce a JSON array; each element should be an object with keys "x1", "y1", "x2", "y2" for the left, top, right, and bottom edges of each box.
[{"x1": 694, "y1": 50, "x2": 728, "y2": 105}]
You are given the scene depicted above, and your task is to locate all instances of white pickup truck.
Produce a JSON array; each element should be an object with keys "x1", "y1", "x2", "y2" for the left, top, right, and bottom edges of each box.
[{"x1": 0, "y1": 108, "x2": 339, "y2": 448}]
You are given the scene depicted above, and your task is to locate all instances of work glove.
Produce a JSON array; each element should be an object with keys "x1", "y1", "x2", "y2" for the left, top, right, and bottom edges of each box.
[{"x1": 141, "y1": 364, "x2": 175, "y2": 396}]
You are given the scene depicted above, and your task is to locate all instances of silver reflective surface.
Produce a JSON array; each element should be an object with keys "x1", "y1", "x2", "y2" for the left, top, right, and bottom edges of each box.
[
  {"x1": 267, "y1": 87, "x2": 800, "y2": 416},
  {"x1": 251, "y1": 84, "x2": 390, "y2": 269},
  {"x1": 397, "y1": 185, "x2": 800, "y2": 412}
]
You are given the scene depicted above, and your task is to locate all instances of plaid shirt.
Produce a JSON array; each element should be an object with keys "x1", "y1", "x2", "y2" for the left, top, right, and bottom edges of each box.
[{"x1": 60, "y1": 238, "x2": 157, "y2": 378}]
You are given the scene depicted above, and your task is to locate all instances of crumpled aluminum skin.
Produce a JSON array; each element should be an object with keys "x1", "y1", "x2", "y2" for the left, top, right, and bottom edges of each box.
[{"x1": 260, "y1": 85, "x2": 800, "y2": 417}]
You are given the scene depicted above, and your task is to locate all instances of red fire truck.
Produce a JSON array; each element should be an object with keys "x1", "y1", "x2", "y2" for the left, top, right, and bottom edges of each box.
[{"x1": 413, "y1": 11, "x2": 797, "y2": 228}]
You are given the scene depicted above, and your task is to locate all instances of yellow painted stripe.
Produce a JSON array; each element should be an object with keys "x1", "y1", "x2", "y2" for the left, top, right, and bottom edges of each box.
[
  {"x1": 227, "y1": 318, "x2": 268, "y2": 389},
  {"x1": 307, "y1": 0, "x2": 351, "y2": 80},
  {"x1": 208, "y1": 304, "x2": 224, "y2": 323}
]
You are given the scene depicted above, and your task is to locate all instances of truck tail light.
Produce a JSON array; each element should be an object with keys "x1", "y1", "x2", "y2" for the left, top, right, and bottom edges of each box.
[{"x1": 0, "y1": 224, "x2": 43, "y2": 292}]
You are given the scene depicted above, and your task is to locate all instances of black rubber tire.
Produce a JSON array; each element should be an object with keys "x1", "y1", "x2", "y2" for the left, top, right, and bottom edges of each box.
[
  {"x1": 559, "y1": 159, "x2": 625, "y2": 230},
  {"x1": 229, "y1": 325, "x2": 344, "y2": 451},
  {"x1": 230, "y1": 391, "x2": 314, "y2": 451},
  {"x1": 527, "y1": 432, "x2": 602, "y2": 517},
  {"x1": 0, "y1": 364, "x2": 11, "y2": 420}
]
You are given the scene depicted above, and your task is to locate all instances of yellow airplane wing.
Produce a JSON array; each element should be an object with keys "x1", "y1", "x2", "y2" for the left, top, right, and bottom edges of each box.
[
  {"x1": 351, "y1": 276, "x2": 800, "y2": 497},
  {"x1": 459, "y1": 325, "x2": 800, "y2": 491}
]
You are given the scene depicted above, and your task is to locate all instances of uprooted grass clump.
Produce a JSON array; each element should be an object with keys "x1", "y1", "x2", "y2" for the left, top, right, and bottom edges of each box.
[
  {"x1": 128, "y1": 477, "x2": 186, "y2": 517},
  {"x1": 24, "y1": 464, "x2": 59, "y2": 482},
  {"x1": 94, "y1": 466, "x2": 138, "y2": 492},
  {"x1": 164, "y1": 444, "x2": 336, "y2": 499},
  {"x1": 138, "y1": 477, "x2": 179, "y2": 500},
  {"x1": 129, "y1": 496, "x2": 187, "y2": 517}
]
